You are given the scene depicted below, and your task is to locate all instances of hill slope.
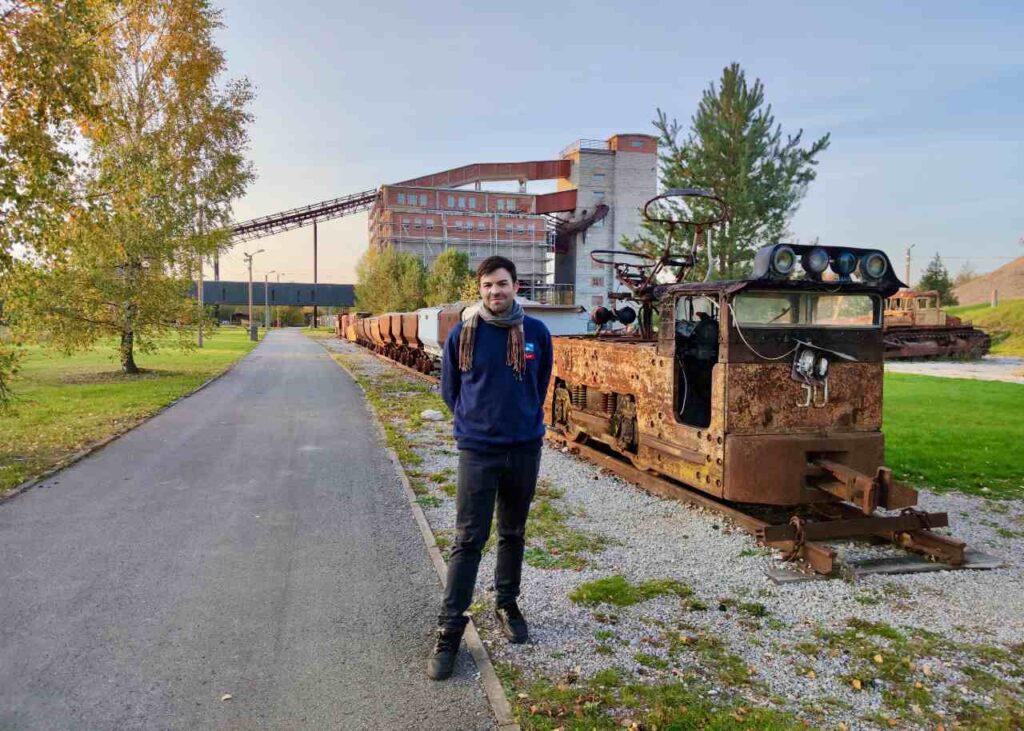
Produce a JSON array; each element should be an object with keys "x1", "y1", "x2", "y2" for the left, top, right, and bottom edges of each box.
[
  {"x1": 947, "y1": 298, "x2": 1024, "y2": 356},
  {"x1": 953, "y1": 256, "x2": 1024, "y2": 305}
]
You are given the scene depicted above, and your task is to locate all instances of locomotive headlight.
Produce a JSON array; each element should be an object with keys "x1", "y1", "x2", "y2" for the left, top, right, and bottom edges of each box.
[
  {"x1": 797, "y1": 349, "x2": 816, "y2": 377},
  {"x1": 816, "y1": 355, "x2": 830, "y2": 378},
  {"x1": 860, "y1": 251, "x2": 888, "y2": 280},
  {"x1": 801, "y1": 247, "x2": 830, "y2": 277},
  {"x1": 770, "y1": 245, "x2": 797, "y2": 277},
  {"x1": 831, "y1": 250, "x2": 857, "y2": 278}
]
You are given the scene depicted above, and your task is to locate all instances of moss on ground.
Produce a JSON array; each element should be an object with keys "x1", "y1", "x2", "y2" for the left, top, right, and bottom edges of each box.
[{"x1": 569, "y1": 575, "x2": 692, "y2": 607}]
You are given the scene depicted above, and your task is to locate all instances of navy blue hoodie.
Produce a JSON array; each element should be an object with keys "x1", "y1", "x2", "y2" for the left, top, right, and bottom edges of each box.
[{"x1": 441, "y1": 314, "x2": 552, "y2": 452}]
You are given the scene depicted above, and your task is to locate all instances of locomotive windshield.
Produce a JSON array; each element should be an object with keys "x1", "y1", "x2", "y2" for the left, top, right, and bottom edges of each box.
[{"x1": 733, "y1": 291, "x2": 879, "y2": 328}]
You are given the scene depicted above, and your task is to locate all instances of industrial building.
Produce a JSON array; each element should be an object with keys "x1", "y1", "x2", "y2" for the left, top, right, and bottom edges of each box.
[{"x1": 367, "y1": 134, "x2": 657, "y2": 308}]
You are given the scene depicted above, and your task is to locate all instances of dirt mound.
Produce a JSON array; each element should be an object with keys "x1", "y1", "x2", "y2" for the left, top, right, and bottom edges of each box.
[{"x1": 954, "y1": 256, "x2": 1024, "y2": 305}]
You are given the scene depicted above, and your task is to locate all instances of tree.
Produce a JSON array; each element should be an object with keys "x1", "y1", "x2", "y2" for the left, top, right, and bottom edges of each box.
[
  {"x1": 918, "y1": 253, "x2": 958, "y2": 306},
  {"x1": 4, "y1": 0, "x2": 254, "y2": 373},
  {"x1": 954, "y1": 261, "x2": 977, "y2": 287},
  {"x1": 629, "y1": 63, "x2": 830, "y2": 279},
  {"x1": 0, "y1": 0, "x2": 107, "y2": 400},
  {"x1": 425, "y1": 249, "x2": 472, "y2": 306},
  {"x1": 355, "y1": 246, "x2": 426, "y2": 313}
]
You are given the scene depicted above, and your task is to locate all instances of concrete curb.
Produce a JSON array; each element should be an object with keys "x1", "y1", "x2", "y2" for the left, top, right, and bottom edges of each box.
[
  {"x1": 0, "y1": 336, "x2": 261, "y2": 506},
  {"x1": 317, "y1": 338, "x2": 520, "y2": 731}
]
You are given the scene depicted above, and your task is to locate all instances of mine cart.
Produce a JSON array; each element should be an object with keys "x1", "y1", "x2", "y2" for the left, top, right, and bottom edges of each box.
[{"x1": 545, "y1": 189, "x2": 965, "y2": 571}]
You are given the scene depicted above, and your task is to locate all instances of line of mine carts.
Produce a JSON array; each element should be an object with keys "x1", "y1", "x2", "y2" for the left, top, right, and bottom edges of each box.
[{"x1": 336, "y1": 302, "x2": 590, "y2": 373}]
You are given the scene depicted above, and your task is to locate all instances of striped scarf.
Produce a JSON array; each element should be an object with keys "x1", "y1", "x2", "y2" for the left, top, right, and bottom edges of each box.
[{"x1": 458, "y1": 300, "x2": 526, "y2": 380}]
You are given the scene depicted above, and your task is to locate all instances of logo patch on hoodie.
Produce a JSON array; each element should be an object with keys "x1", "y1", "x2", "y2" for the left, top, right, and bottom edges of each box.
[{"x1": 524, "y1": 342, "x2": 537, "y2": 361}]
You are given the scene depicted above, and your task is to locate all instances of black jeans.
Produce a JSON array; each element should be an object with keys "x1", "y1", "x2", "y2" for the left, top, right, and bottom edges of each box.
[{"x1": 439, "y1": 446, "x2": 542, "y2": 630}]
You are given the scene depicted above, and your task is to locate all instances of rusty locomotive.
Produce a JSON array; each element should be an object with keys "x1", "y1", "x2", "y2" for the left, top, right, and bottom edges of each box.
[
  {"x1": 546, "y1": 189, "x2": 919, "y2": 509},
  {"x1": 340, "y1": 188, "x2": 966, "y2": 571}
]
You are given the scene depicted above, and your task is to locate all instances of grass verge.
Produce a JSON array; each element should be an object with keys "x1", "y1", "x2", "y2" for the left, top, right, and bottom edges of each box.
[
  {"x1": 0, "y1": 327, "x2": 259, "y2": 494},
  {"x1": 883, "y1": 372, "x2": 1024, "y2": 498},
  {"x1": 946, "y1": 298, "x2": 1024, "y2": 356}
]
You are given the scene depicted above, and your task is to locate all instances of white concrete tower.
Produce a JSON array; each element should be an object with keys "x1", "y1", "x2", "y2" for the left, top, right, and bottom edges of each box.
[{"x1": 555, "y1": 134, "x2": 658, "y2": 310}]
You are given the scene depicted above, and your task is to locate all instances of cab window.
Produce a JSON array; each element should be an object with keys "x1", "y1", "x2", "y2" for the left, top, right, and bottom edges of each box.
[{"x1": 733, "y1": 292, "x2": 879, "y2": 328}]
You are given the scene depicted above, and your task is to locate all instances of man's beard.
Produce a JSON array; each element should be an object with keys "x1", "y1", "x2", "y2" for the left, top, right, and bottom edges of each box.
[{"x1": 484, "y1": 296, "x2": 512, "y2": 314}]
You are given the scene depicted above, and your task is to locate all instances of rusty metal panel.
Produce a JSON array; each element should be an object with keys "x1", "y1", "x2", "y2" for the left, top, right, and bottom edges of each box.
[
  {"x1": 401, "y1": 313, "x2": 419, "y2": 347},
  {"x1": 395, "y1": 160, "x2": 571, "y2": 188},
  {"x1": 548, "y1": 336, "x2": 726, "y2": 497},
  {"x1": 388, "y1": 314, "x2": 403, "y2": 345},
  {"x1": 535, "y1": 190, "x2": 578, "y2": 214},
  {"x1": 437, "y1": 304, "x2": 467, "y2": 348},
  {"x1": 723, "y1": 432, "x2": 884, "y2": 505},
  {"x1": 724, "y1": 362, "x2": 882, "y2": 435}
]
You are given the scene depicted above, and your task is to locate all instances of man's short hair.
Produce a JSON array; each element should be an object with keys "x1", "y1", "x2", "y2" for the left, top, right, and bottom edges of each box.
[{"x1": 476, "y1": 256, "x2": 517, "y2": 283}]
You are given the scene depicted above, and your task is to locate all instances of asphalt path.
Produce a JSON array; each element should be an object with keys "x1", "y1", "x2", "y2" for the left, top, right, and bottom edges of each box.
[{"x1": 0, "y1": 329, "x2": 495, "y2": 730}]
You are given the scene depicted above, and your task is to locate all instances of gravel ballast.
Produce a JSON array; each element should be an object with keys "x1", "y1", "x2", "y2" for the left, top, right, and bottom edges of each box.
[{"x1": 323, "y1": 337, "x2": 1024, "y2": 730}]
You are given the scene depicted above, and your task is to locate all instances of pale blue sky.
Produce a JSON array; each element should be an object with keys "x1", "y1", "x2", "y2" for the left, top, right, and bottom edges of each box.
[{"x1": 213, "y1": 0, "x2": 1023, "y2": 286}]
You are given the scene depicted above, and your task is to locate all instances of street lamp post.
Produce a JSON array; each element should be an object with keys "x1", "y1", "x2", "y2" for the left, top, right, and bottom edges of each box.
[
  {"x1": 275, "y1": 272, "x2": 285, "y2": 327},
  {"x1": 243, "y1": 249, "x2": 264, "y2": 340},
  {"x1": 264, "y1": 270, "x2": 275, "y2": 329}
]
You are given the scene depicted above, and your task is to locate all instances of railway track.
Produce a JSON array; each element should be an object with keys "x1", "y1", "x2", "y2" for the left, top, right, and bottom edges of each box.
[{"x1": 343, "y1": 336, "x2": 969, "y2": 578}]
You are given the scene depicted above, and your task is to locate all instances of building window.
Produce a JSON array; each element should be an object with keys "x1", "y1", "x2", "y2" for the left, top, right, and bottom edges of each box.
[
  {"x1": 454, "y1": 221, "x2": 463, "y2": 230},
  {"x1": 414, "y1": 218, "x2": 422, "y2": 228},
  {"x1": 505, "y1": 223, "x2": 513, "y2": 234},
  {"x1": 447, "y1": 194, "x2": 455, "y2": 207},
  {"x1": 507, "y1": 198, "x2": 517, "y2": 211},
  {"x1": 477, "y1": 221, "x2": 486, "y2": 231},
  {"x1": 397, "y1": 192, "x2": 406, "y2": 204},
  {"x1": 419, "y1": 193, "x2": 427, "y2": 206},
  {"x1": 630, "y1": 139, "x2": 644, "y2": 148},
  {"x1": 458, "y1": 196, "x2": 465, "y2": 209},
  {"x1": 426, "y1": 218, "x2": 434, "y2": 229},
  {"x1": 527, "y1": 224, "x2": 535, "y2": 235},
  {"x1": 496, "y1": 199, "x2": 505, "y2": 211},
  {"x1": 591, "y1": 276, "x2": 605, "y2": 287},
  {"x1": 593, "y1": 173, "x2": 605, "y2": 181},
  {"x1": 593, "y1": 190, "x2": 605, "y2": 200},
  {"x1": 468, "y1": 196, "x2": 476, "y2": 210},
  {"x1": 516, "y1": 224, "x2": 525, "y2": 234},
  {"x1": 591, "y1": 295, "x2": 604, "y2": 306}
]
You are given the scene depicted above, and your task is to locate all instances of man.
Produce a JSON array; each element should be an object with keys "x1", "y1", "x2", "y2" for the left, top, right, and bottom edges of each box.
[{"x1": 427, "y1": 256, "x2": 552, "y2": 681}]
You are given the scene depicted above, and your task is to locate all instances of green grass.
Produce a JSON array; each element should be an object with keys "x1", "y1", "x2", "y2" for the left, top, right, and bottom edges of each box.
[
  {"x1": 497, "y1": 662, "x2": 799, "y2": 731},
  {"x1": 568, "y1": 575, "x2": 692, "y2": 607},
  {"x1": 947, "y1": 298, "x2": 1024, "y2": 356},
  {"x1": 0, "y1": 327, "x2": 259, "y2": 494},
  {"x1": 883, "y1": 372, "x2": 1024, "y2": 498}
]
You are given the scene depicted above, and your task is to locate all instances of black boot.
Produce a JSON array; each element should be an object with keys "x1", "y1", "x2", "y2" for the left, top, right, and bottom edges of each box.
[
  {"x1": 495, "y1": 602, "x2": 529, "y2": 644},
  {"x1": 426, "y1": 626, "x2": 464, "y2": 680}
]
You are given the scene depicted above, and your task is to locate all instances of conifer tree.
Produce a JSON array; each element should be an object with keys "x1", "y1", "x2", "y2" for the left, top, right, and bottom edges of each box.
[
  {"x1": 918, "y1": 253, "x2": 958, "y2": 306},
  {"x1": 630, "y1": 63, "x2": 830, "y2": 279}
]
